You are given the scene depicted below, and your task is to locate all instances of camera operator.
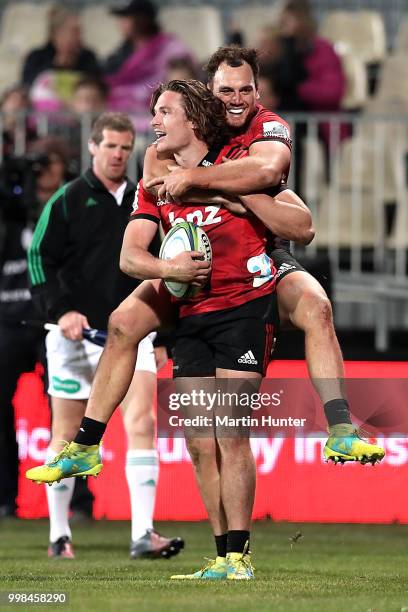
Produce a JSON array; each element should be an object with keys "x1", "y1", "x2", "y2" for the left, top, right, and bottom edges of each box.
[{"x1": 0, "y1": 137, "x2": 70, "y2": 518}]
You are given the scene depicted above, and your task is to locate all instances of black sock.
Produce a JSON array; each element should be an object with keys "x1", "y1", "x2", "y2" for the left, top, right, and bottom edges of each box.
[
  {"x1": 324, "y1": 399, "x2": 352, "y2": 427},
  {"x1": 227, "y1": 530, "x2": 250, "y2": 554},
  {"x1": 214, "y1": 533, "x2": 228, "y2": 558},
  {"x1": 74, "y1": 417, "x2": 106, "y2": 446}
]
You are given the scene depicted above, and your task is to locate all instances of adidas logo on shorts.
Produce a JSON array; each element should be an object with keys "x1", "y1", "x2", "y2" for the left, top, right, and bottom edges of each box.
[
  {"x1": 277, "y1": 262, "x2": 296, "y2": 277},
  {"x1": 238, "y1": 350, "x2": 258, "y2": 365}
]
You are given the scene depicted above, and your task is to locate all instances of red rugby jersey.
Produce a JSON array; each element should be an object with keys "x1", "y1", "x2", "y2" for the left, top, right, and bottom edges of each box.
[
  {"x1": 131, "y1": 147, "x2": 276, "y2": 317},
  {"x1": 131, "y1": 105, "x2": 291, "y2": 317},
  {"x1": 227, "y1": 104, "x2": 291, "y2": 186},
  {"x1": 231, "y1": 104, "x2": 291, "y2": 146}
]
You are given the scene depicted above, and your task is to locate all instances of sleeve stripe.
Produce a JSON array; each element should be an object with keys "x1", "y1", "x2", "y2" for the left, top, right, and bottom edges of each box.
[
  {"x1": 28, "y1": 184, "x2": 67, "y2": 286},
  {"x1": 130, "y1": 213, "x2": 160, "y2": 224},
  {"x1": 250, "y1": 137, "x2": 292, "y2": 150}
]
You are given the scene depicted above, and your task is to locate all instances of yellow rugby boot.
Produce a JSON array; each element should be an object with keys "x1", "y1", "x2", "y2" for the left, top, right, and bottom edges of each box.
[
  {"x1": 227, "y1": 543, "x2": 255, "y2": 580},
  {"x1": 26, "y1": 442, "x2": 102, "y2": 484},
  {"x1": 170, "y1": 556, "x2": 227, "y2": 580},
  {"x1": 324, "y1": 425, "x2": 385, "y2": 465}
]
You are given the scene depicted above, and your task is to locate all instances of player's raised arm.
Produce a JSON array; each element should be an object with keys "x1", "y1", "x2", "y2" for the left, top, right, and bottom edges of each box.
[
  {"x1": 142, "y1": 143, "x2": 174, "y2": 196},
  {"x1": 175, "y1": 184, "x2": 314, "y2": 245},
  {"x1": 147, "y1": 139, "x2": 290, "y2": 198},
  {"x1": 143, "y1": 140, "x2": 229, "y2": 206},
  {"x1": 143, "y1": 134, "x2": 233, "y2": 206},
  {"x1": 144, "y1": 144, "x2": 226, "y2": 205},
  {"x1": 240, "y1": 189, "x2": 315, "y2": 245}
]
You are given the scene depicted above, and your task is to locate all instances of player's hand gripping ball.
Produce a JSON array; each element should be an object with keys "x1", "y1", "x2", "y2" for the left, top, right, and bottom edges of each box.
[{"x1": 159, "y1": 221, "x2": 212, "y2": 298}]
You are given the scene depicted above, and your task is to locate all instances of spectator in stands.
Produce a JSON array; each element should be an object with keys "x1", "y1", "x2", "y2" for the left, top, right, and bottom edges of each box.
[
  {"x1": 68, "y1": 78, "x2": 110, "y2": 168},
  {"x1": 166, "y1": 57, "x2": 200, "y2": 82},
  {"x1": 257, "y1": 66, "x2": 281, "y2": 111},
  {"x1": 21, "y1": 7, "x2": 100, "y2": 113},
  {"x1": 254, "y1": 1, "x2": 346, "y2": 191},
  {"x1": 278, "y1": 0, "x2": 346, "y2": 142},
  {"x1": 257, "y1": 24, "x2": 282, "y2": 65},
  {"x1": 280, "y1": 0, "x2": 349, "y2": 187},
  {"x1": 71, "y1": 77, "x2": 109, "y2": 115},
  {"x1": 104, "y1": 0, "x2": 195, "y2": 130},
  {"x1": 0, "y1": 85, "x2": 37, "y2": 157},
  {"x1": 257, "y1": 24, "x2": 307, "y2": 111},
  {"x1": 0, "y1": 137, "x2": 72, "y2": 519},
  {"x1": 256, "y1": 1, "x2": 346, "y2": 116}
]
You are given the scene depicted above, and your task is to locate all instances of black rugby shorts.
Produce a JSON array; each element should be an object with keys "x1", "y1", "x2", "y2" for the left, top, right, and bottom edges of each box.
[
  {"x1": 172, "y1": 293, "x2": 277, "y2": 377},
  {"x1": 271, "y1": 248, "x2": 307, "y2": 284}
]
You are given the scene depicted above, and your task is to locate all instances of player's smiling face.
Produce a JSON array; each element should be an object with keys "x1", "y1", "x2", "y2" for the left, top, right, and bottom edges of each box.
[
  {"x1": 211, "y1": 62, "x2": 259, "y2": 130},
  {"x1": 151, "y1": 91, "x2": 195, "y2": 154}
]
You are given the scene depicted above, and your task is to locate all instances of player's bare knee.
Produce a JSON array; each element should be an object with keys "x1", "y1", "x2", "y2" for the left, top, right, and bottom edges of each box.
[
  {"x1": 310, "y1": 293, "x2": 333, "y2": 328},
  {"x1": 216, "y1": 436, "x2": 251, "y2": 455},
  {"x1": 108, "y1": 308, "x2": 140, "y2": 347},
  {"x1": 296, "y1": 291, "x2": 333, "y2": 331},
  {"x1": 186, "y1": 438, "x2": 216, "y2": 466}
]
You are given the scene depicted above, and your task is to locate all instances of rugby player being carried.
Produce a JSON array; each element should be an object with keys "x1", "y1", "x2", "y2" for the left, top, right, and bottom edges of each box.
[
  {"x1": 26, "y1": 48, "x2": 384, "y2": 579},
  {"x1": 147, "y1": 46, "x2": 385, "y2": 469},
  {"x1": 26, "y1": 76, "x2": 313, "y2": 580}
]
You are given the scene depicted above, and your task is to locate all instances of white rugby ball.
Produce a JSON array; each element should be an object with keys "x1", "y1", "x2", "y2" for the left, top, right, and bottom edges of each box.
[{"x1": 159, "y1": 221, "x2": 212, "y2": 298}]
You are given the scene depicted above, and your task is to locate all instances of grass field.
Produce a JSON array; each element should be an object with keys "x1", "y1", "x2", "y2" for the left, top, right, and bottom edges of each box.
[{"x1": 1, "y1": 519, "x2": 408, "y2": 612}]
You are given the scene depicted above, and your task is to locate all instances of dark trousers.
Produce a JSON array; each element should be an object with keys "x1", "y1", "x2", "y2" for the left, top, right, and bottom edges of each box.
[{"x1": 0, "y1": 325, "x2": 46, "y2": 511}]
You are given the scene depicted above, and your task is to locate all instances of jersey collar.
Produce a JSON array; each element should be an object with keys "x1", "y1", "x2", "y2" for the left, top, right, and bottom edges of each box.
[{"x1": 198, "y1": 147, "x2": 223, "y2": 167}]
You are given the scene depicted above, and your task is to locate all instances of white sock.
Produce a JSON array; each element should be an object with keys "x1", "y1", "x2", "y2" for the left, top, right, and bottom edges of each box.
[
  {"x1": 126, "y1": 449, "x2": 159, "y2": 541},
  {"x1": 45, "y1": 448, "x2": 75, "y2": 543}
]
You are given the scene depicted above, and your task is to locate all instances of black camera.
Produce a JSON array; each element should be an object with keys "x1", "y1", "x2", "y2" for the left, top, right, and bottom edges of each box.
[{"x1": 0, "y1": 153, "x2": 50, "y2": 220}]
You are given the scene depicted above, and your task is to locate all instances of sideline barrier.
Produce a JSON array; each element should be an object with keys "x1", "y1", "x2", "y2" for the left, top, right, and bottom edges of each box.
[{"x1": 17, "y1": 360, "x2": 408, "y2": 523}]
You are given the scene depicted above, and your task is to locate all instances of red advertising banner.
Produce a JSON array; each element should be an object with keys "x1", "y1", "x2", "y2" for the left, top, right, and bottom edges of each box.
[{"x1": 17, "y1": 360, "x2": 408, "y2": 523}]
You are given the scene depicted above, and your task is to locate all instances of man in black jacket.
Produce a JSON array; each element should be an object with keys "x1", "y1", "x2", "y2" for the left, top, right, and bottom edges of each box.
[
  {"x1": 27, "y1": 113, "x2": 183, "y2": 560},
  {"x1": 0, "y1": 138, "x2": 70, "y2": 519}
]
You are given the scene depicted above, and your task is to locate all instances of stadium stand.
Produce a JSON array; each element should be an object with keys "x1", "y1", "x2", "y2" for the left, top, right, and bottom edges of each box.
[
  {"x1": 230, "y1": 3, "x2": 283, "y2": 47},
  {"x1": 373, "y1": 53, "x2": 408, "y2": 106},
  {"x1": 80, "y1": 6, "x2": 122, "y2": 58},
  {"x1": 0, "y1": 48, "x2": 24, "y2": 92},
  {"x1": 320, "y1": 10, "x2": 387, "y2": 65},
  {"x1": 350, "y1": 10, "x2": 387, "y2": 64},
  {"x1": 335, "y1": 129, "x2": 402, "y2": 205},
  {"x1": 395, "y1": 15, "x2": 408, "y2": 53},
  {"x1": 339, "y1": 52, "x2": 368, "y2": 109},
  {"x1": 158, "y1": 6, "x2": 224, "y2": 61},
  {"x1": 299, "y1": 130, "x2": 326, "y2": 209},
  {"x1": 0, "y1": 2, "x2": 51, "y2": 56},
  {"x1": 319, "y1": 10, "x2": 354, "y2": 55},
  {"x1": 388, "y1": 191, "x2": 408, "y2": 252}
]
